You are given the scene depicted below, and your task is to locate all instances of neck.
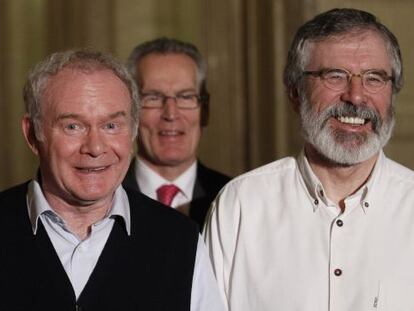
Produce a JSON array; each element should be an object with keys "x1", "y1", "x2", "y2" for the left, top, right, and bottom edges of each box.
[
  {"x1": 138, "y1": 156, "x2": 196, "y2": 181},
  {"x1": 305, "y1": 144, "x2": 379, "y2": 211},
  {"x1": 44, "y1": 192, "x2": 112, "y2": 240}
]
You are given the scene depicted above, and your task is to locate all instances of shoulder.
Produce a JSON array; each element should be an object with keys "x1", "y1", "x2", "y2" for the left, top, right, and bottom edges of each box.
[
  {"x1": 208, "y1": 157, "x2": 298, "y2": 218},
  {"x1": 0, "y1": 182, "x2": 32, "y2": 233},
  {"x1": 383, "y1": 156, "x2": 414, "y2": 185},
  {"x1": 0, "y1": 182, "x2": 29, "y2": 204},
  {"x1": 225, "y1": 156, "x2": 297, "y2": 190}
]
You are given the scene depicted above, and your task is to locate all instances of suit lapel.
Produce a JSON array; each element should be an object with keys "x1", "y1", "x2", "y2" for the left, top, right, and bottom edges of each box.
[{"x1": 189, "y1": 163, "x2": 210, "y2": 229}]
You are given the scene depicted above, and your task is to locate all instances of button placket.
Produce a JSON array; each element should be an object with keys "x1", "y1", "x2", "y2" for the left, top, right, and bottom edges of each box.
[
  {"x1": 71, "y1": 240, "x2": 92, "y2": 298},
  {"x1": 329, "y1": 215, "x2": 347, "y2": 310}
]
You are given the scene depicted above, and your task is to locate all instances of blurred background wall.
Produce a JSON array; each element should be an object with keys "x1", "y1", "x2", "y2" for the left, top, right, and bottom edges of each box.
[{"x1": 1, "y1": 0, "x2": 413, "y2": 190}]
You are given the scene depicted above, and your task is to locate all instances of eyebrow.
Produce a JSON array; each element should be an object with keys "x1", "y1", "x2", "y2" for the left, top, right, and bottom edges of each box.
[
  {"x1": 141, "y1": 88, "x2": 198, "y2": 94},
  {"x1": 319, "y1": 67, "x2": 390, "y2": 73},
  {"x1": 56, "y1": 111, "x2": 128, "y2": 121}
]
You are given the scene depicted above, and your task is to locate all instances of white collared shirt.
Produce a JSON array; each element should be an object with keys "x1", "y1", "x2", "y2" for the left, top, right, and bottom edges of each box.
[
  {"x1": 135, "y1": 156, "x2": 197, "y2": 208},
  {"x1": 27, "y1": 180, "x2": 225, "y2": 310},
  {"x1": 204, "y1": 150, "x2": 414, "y2": 311}
]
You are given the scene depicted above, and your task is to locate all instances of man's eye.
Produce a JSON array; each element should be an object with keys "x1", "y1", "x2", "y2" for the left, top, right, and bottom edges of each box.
[
  {"x1": 365, "y1": 73, "x2": 384, "y2": 83},
  {"x1": 105, "y1": 122, "x2": 117, "y2": 130},
  {"x1": 145, "y1": 94, "x2": 162, "y2": 101},
  {"x1": 325, "y1": 71, "x2": 346, "y2": 80},
  {"x1": 177, "y1": 94, "x2": 197, "y2": 102},
  {"x1": 62, "y1": 123, "x2": 84, "y2": 134},
  {"x1": 65, "y1": 123, "x2": 80, "y2": 130},
  {"x1": 178, "y1": 94, "x2": 196, "y2": 100}
]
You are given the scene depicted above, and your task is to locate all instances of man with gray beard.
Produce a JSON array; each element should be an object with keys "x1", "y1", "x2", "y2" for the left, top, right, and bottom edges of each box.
[{"x1": 203, "y1": 8, "x2": 414, "y2": 311}]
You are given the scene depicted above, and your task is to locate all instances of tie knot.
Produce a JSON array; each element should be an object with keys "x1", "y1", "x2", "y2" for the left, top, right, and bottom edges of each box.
[{"x1": 156, "y1": 184, "x2": 180, "y2": 206}]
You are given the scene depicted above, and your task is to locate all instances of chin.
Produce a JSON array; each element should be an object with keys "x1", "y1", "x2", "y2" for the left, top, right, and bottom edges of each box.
[
  {"x1": 158, "y1": 158, "x2": 187, "y2": 167},
  {"x1": 72, "y1": 185, "x2": 115, "y2": 203},
  {"x1": 158, "y1": 153, "x2": 190, "y2": 164}
]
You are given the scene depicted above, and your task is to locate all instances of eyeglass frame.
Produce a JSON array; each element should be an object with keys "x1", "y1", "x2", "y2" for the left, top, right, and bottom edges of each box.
[
  {"x1": 303, "y1": 68, "x2": 394, "y2": 94},
  {"x1": 139, "y1": 91, "x2": 203, "y2": 110}
]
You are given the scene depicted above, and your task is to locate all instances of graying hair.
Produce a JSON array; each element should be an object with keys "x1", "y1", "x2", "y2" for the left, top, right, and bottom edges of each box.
[
  {"x1": 23, "y1": 49, "x2": 140, "y2": 140},
  {"x1": 127, "y1": 37, "x2": 207, "y2": 88},
  {"x1": 283, "y1": 8, "x2": 403, "y2": 94},
  {"x1": 127, "y1": 37, "x2": 210, "y2": 126}
]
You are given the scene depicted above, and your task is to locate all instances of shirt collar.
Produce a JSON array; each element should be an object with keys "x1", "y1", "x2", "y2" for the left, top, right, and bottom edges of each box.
[
  {"x1": 297, "y1": 149, "x2": 384, "y2": 213},
  {"x1": 135, "y1": 156, "x2": 197, "y2": 201},
  {"x1": 26, "y1": 179, "x2": 131, "y2": 235}
]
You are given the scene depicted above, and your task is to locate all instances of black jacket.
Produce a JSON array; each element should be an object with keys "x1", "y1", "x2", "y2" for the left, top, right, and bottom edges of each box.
[{"x1": 0, "y1": 182, "x2": 198, "y2": 311}]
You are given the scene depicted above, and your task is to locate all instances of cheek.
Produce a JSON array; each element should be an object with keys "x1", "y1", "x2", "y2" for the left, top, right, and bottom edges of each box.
[
  {"x1": 139, "y1": 111, "x2": 159, "y2": 129},
  {"x1": 137, "y1": 125, "x2": 155, "y2": 151},
  {"x1": 138, "y1": 114, "x2": 160, "y2": 139},
  {"x1": 37, "y1": 143, "x2": 75, "y2": 181},
  {"x1": 111, "y1": 136, "x2": 134, "y2": 157},
  {"x1": 373, "y1": 93, "x2": 393, "y2": 118},
  {"x1": 189, "y1": 123, "x2": 202, "y2": 147},
  {"x1": 186, "y1": 110, "x2": 201, "y2": 127},
  {"x1": 307, "y1": 86, "x2": 340, "y2": 113},
  {"x1": 46, "y1": 138, "x2": 78, "y2": 162}
]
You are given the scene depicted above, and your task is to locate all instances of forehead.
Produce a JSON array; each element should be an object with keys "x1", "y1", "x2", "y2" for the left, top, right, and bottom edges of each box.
[
  {"x1": 136, "y1": 53, "x2": 198, "y2": 88},
  {"x1": 305, "y1": 30, "x2": 392, "y2": 71},
  {"x1": 42, "y1": 68, "x2": 131, "y2": 114}
]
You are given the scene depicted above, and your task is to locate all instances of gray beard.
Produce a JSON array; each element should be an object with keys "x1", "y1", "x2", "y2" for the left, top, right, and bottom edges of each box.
[{"x1": 299, "y1": 95, "x2": 395, "y2": 165}]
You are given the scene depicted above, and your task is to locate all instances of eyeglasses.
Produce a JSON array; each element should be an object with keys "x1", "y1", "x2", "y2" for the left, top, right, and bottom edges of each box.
[
  {"x1": 303, "y1": 68, "x2": 394, "y2": 94},
  {"x1": 140, "y1": 92, "x2": 201, "y2": 110}
]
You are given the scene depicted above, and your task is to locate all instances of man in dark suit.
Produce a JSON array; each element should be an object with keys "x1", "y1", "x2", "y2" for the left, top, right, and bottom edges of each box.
[
  {"x1": 123, "y1": 38, "x2": 230, "y2": 229},
  {"x1": 0, "y1": 49, "x2": 225, "y2": 311}
]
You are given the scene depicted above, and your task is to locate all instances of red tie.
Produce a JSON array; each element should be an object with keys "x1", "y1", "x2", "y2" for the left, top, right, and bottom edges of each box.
[{"x1": 156, "y1": 184, "x2": 180, "y2": 206}]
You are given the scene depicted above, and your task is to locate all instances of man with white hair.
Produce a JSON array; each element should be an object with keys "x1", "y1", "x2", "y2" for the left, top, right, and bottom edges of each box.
[{"x1": 0, "y1": 49, "x2": 225, "y2": 311}]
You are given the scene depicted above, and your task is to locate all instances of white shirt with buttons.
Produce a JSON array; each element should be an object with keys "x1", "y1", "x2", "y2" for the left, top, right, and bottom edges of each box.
[{"x1": 204, "y1": 150, "x2": 414, "y2": 311}]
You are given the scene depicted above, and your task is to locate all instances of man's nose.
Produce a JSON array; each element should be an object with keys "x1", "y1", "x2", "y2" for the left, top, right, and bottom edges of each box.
[
  {"x1": 80, "y1": 128, "x2": 107, "y2": 157},
  {"x1": 340, "y1": 76, "x2": 366, "y2": 105},
  {"x1": 161, "y1": 97, "x2": 180, "y2": 121}
]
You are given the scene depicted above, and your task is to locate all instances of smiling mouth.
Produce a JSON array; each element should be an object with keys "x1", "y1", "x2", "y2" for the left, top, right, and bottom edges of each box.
[
  {"x1": 336, "y1": 116, "x2": 367, "y2": 126},
  {"x1": 76, "y1": 166, "x2": 109, "y2": 173},
  {"x1": 159, "y1": 130, "x2": 183, "y2": 136}
]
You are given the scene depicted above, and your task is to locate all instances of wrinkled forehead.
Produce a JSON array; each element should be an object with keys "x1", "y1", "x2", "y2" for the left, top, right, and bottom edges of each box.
[
  {"x1": 302, "y1": 30, "x2": 392, "y2": 69},
  {"x1": 40, "y1": 68, "x2": 132, "y2": 116}
]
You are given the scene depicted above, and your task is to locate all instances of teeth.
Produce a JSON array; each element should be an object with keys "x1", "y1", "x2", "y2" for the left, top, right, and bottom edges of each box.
[
  {"x1": 160, "y1": 130, "x2": 179, "y2": 136},
  {"x1": 337, "y1": 116, "x2": 365, "y2": 125},
  {"x1": 81, "y1": 167, "x2": 105, "y2": 172}
]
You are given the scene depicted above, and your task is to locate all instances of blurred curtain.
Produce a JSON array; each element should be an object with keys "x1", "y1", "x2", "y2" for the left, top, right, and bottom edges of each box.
[{"x1": 1, "y1": 0, "x2": 414, "y2": 190}]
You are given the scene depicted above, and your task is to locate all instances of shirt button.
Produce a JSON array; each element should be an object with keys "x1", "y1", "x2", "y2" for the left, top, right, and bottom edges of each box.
[
  {"x1": 364, "y1": 202, "x2": 369, "y2": 208},
  {"x1": 314, "y1": 199, "x2": 319, "y2": 205},
  {"x1": 336, "y1": 219, "x2": 343, "y2": 227},
  {"x1": 334, "y1": 268, "x2": 342, "y2": 276}
]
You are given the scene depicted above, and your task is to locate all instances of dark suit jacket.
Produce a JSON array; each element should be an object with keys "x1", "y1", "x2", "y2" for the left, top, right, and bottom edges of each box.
[
  {"x1": 0, "y1": 182, "x2": 198, "y2": 311},
  {"x1": 123, "y1": 160, "x2": 231, "y2": 230}
]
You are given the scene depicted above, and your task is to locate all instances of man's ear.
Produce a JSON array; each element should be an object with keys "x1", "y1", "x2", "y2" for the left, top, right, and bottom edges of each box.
[
  {"x1": 22, "y1": 114, "x2": 40, "y2": 156},
  {"x1": 288, "y1": 87, "x2": 301, "y2": 113}
]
